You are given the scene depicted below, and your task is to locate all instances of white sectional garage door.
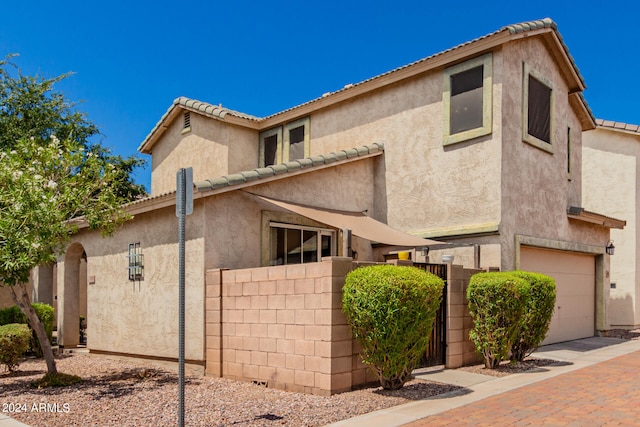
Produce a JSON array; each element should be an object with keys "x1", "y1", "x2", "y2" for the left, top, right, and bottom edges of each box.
[{"x1": 520, "y1": 247, "x2": 595, "y2": 345}]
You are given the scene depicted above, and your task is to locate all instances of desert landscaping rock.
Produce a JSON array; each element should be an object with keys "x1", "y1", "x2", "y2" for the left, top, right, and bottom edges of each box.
[{"x1": 1, "y1": 355, "x2": 461, "y2": 427}]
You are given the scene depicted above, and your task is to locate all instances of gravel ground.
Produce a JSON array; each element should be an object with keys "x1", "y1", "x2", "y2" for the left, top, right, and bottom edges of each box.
[
  {"x1": 0, "y1": 355, "x2": 463, "y2": 427},
  {"x1": 3, "y1": 329, "x2": 638, "y2": 426}
]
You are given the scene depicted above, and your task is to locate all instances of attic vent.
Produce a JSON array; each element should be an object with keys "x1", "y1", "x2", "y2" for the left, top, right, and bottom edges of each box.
[{"x1": 183, "y1": 112, "x2": 191, "y2": 130}]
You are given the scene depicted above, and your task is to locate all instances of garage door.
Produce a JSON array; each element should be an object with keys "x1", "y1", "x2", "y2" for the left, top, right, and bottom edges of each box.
[{"x1": 520, "y1": 247, "x2": 595, "y2": 345}]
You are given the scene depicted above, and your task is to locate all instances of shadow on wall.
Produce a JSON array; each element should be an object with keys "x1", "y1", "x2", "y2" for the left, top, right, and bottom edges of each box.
[{"x1": 609, "y1": 292, "x2": 635, "y2": 327}]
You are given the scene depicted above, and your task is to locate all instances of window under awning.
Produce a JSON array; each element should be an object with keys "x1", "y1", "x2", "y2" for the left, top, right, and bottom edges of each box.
[{"x1": 254, "y1": 194, "x2": 443, "y2": 246}]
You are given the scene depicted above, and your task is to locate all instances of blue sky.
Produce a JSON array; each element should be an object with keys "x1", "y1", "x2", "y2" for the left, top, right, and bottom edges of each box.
[{"x1": 2, "y1": 1, "x2": 638, "y2": 190}]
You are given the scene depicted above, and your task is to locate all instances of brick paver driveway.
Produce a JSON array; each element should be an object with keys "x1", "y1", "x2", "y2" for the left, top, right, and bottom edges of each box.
[{"x1": 407, "y1": 350, "x2": 640, "y2": 426}]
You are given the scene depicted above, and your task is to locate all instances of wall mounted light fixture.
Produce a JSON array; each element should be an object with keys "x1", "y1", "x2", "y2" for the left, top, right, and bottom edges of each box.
[
  {"x1": 606, "y1": 241, "x2": 615, "y2": 256},
  {"x1": 127, "y1": 242, "x2": 144, "y2": 281}
]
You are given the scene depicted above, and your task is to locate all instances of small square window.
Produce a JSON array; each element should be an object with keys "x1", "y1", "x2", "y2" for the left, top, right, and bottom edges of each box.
[
  {"x1": 259, "y1": 127, "x2": 282, "y2": 167},
  {"x1": 283, "y1": 117, "x2": 310, "y2": 163},
  {"x1": 523, "y1": 63, "x2": 554, "y2": 153},
  {"x1": 263, "y1": 134, "x2": 279, "y2": 167},
  {"x1": 443, "y1": 53, "x2": 493, "y2": 145},
  {"x1": 288, "y1": 125, "x2": 305, "y2": 161},
  {"x1": 259, "y1": 117, "x2": 310, "y2": 167}
]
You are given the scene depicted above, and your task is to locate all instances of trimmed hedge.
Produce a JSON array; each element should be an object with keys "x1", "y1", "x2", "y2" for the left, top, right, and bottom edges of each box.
[
  {"x1": 509, "y1": 271, "x2": 556, "y2": 361},
  {"x1": 342, "y1": 264, "x2": 444, "y2": 390},
  {"x1": 0, "y1": 303, "x2": 55, "y2": 356},
  {"x1": 0, "y1": 305, "x2": 23, "y2": 326},
  {"x1": 0, "y1": 323, "x2": 31, "y2": 372},
  {"x1": 467, "y1": 272, "x2": 530, "y2": 368}
]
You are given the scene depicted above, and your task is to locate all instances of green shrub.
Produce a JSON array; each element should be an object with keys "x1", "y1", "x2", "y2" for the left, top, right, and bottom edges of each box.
[
  {"x1": 0, "y1": 305, "x2": 26, "y2": 325},
  {"x1": 509, "y1": 271, "x2": 556, "y2": 361},
  {"x1": 0, "y1": 323, "x2": 31, "y2": 372},
  {"x1": 30, "y1": 303, "x2": 55, "y2": 356},
  {"x1": 0, "y1": 303, "x2": 55, "y2": 356},
  {"x1": 467, "y1": 272, "x2": 530, "y2": 368},
  {"x1": 342, "y1": 264, "x2": 444, "y2": 390}
]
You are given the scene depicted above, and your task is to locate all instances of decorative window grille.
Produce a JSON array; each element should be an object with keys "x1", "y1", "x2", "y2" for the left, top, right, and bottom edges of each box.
[{"x1": 127, "y1": 242, "x2": 144, "y2": 281}]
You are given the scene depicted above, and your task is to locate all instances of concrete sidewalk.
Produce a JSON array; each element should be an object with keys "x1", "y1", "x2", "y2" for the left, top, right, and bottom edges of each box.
[
  {"x1": 0, "y1": 413, "x2": 29, "y2": 427},
  {"x1": 328, "y1": 337, "x2": 640, "y2": 427}
]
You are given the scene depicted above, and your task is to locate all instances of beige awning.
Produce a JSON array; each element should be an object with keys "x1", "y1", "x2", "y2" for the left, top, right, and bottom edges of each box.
[{"x1": 255, "y1": 194, "x2": 442, "y2": 246}]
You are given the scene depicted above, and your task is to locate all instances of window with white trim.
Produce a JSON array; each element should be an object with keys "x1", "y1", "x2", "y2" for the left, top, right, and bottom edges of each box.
[
  {"x1": 442, "y1": 53, "x2": 493, "y2": 145},
  {"x1": 259, "y1": 117, "x2": 310, "y2": 167},
  {"x1": 522, "y1": 63, "x2": 553, "y2": 152},
  {"x1": 269, "y1": 222, "x2": 335, "y2": 265}
]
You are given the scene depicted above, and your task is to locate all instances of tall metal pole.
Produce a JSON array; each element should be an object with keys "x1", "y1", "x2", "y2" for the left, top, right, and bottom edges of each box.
[
  {"x1": 176, "y1": 167, "x2": 192, "y2": 427},
  {"x1": 178, "y1": 168, "x2": 186, "y2": 427}
]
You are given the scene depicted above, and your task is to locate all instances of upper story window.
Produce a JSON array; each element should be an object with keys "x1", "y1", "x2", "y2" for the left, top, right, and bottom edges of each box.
[
  {"x1": 522, "y1": 63, "x2": 553, "y2": 153},
  {"x1": 259, "y1": 117, "x2": 310, "y2": 167},
  {"x1": 442, "y1": 53, "x2": 493, "y2": 145},
  {"x1": 269, "y1": 222, "x2": 335, "y2": 265}
]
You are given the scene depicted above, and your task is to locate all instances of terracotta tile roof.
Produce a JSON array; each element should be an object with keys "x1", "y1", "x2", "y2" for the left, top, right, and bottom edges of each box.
[
  {"x1": 596, "y1": 119, "x2": 640, "y2": 134},
  {"x1": 262, "y1": 18, "x2": 587, "y2": 120},
  {"x1": 505, "y1": 18, "x2": 585, "y2": 89},
  {"x1": 138, "y1": 97, "x2": 262, "y2": 152},
  {"x1": 138, "y1": 18, "x2": 594, "y2": 150},
  {"x1": 120, "y1": 143, "x2": 384, "y2": 214},
  {"x1": 174, "y1": 97, "x2": 261, "y2": 121},
  {"x1": 194, "y1": 143, "x2": 384, "y2": 191}
]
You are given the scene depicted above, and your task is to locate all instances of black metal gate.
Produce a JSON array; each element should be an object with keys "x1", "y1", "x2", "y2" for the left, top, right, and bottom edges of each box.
[{"x1": 414, "y1": 263, "x2": 447, "y2": 367}]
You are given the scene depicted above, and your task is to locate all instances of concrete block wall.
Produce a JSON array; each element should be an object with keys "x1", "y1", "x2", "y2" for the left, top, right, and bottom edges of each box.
[
  {"x1": 445, "y1": 265, "x2": 483, "y2": 368},
  {"x1": 205, "y1": 257, "x2": 374, "y2": 396}
]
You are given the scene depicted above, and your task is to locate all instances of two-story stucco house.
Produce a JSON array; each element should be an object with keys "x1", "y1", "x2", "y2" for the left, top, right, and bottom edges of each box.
[
  {"x1": 28, "y1": 18, "x2": 625, "y2": 394},
  {"x1": 583, "y1": 120, "x2": 640, "y2": 329}
]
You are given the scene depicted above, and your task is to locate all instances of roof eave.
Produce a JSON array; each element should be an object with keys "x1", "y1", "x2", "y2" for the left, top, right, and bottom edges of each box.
[
  {"x1": 259, "y1": 30, "x2": 514, "y2": 128},
  {"x1": 196, "y1": 147, "x2": 384, "y2": 196},
  {"x1": 260, "y1": 24, "x2": 586, "y2": 128},
  {"x1": 567, "y1": 206, "x2": 626, "y2": 229},
  {"x1": 594, "y1": 119, "x2": 640, "y2": 136},
  {"x1": 138, "y1": 100, "x2": 262, "y2": 154}
]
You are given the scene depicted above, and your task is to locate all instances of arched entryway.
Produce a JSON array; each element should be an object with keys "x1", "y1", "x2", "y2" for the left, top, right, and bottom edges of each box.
[{"x1": 57, "y1": 243, "x2": 88, "y2": 348}]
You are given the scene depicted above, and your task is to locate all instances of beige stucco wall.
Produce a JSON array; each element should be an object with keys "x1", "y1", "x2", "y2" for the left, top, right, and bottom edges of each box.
[
  {"x1": 499, "y1": 37, "x2": 600, "y2": 268},
  {"x1": 57, "y1": 203, "x2": 206, "y2": 361},
  {"x1": 307, "y1": 53, "x2": 503, "y2": 235},
  {"x1": 202, "y1": 158, "x2": 378, "y2": 271},
  {"x1": 583, "y1": 128, "x2": 639, "y2": 327},
  {"x1": 150, "y1": 113, "x2": 258, "y2": 195},
  {"x1": 47, "y1": 157, "x2": 379, "y2": 363}
]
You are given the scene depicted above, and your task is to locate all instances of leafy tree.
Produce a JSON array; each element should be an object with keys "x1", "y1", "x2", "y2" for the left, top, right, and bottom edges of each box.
[
  {"x1": 0, "y1": 54, "x2": 147, "y2": 201},
  {"x1": 0, "y1": 133, "x2": 131, "y2": 375}
]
